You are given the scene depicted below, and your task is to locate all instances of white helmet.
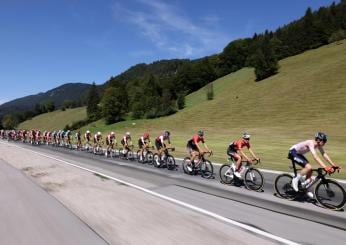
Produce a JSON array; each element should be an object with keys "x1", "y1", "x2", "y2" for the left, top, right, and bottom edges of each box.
[
  {"x1": 126, "y1": 132, "x2": 130, "y2": 136},
  {"x1": 242, "y1": 132, "x2": 251, "y2": 140},
  {"x1": 111, "y1": 132, "x2": 115, "y2": 136},
  {"x1": 97, "y1": 132, "x2": 101, "y2": 136},
  {"x1": 86, "y1": 130, "x2": 90, "y2": 134}
]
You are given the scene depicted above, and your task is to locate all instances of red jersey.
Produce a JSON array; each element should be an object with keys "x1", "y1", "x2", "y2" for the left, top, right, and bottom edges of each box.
[{"x1": 233, "y1": 138, "x2": 250, "y2": 150}]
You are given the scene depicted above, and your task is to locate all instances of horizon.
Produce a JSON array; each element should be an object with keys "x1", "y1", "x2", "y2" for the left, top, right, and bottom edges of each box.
[{"x1": 0, "y1": 0, "x2": 338, "y2": 104}]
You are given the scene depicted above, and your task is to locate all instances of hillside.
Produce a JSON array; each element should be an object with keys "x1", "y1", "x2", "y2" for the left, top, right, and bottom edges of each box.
[
  {"x1": 0, "y1": 83, "x2": 91, "y2": 120},
  {"x1": 79, "y1": 40, "x2": 346, "y2": 177},
  {"x1": 19, "y1": 107, "x2": 87, "y2": 131}
]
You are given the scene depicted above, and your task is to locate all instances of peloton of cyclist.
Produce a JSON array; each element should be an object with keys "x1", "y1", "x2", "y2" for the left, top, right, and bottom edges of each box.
[
  {"x1": 155, "y1": 130, "x2": 171, "y2": 164},
  {"x1": 138, "y1": 132, "x2": 150, "y2": 162},
  {"x1": 106, "y1": 132, "x2": 116, "y2": 156},
  {"x1": 186, "y1": 130, "x2": 212, "y2": 170},
  {"x1": 227, "y1": 132, "x2": 260, "y2": 179},
  {"x1": 289, "y1": 132, "x2": 339, "y2": 198},
  {"x1": 121, "y1": 132, "x2": 132, "y2": 154},
  {"x1": 93, "y1": 132, "x2": 102, "y2": 154}
]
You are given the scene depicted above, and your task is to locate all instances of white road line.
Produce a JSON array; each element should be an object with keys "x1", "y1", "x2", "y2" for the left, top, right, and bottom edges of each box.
[{"x1": 1, "y1": 142, "x2": 301, "y2": 245}]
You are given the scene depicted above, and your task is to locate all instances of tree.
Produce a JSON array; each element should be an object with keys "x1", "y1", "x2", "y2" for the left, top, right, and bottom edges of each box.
[
  {"x1": 2, "y1": 114, "x2": 18, "y2": 129},
  {"x1": 253, "y1": 37, "x2": 279, "y2": 81},
  {"x1": 86, "y1": 82, "x2": 100, "y2": 121},
  {"x1": 206, "y1": 83, "x2": 214, "y2": 100},
  {"x1": 45, "y1": 100, "x2": 55, "y2": 112},
  {"x1": 102, "y1": 87, "x2": 125, "y2": 124},
  {"x1": 176, "y1": 93, "x2": 185, "y2": 110}
]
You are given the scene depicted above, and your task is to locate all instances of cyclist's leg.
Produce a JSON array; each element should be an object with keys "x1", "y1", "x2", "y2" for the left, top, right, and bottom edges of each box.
[{"x1": 291, "y1": 151, "x2": 309, "y2": 191}]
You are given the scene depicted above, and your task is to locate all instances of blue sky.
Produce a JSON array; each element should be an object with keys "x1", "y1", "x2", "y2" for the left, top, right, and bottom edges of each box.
[{"x1": 0, "y1": 0, "x2": 337, "y2": 104}]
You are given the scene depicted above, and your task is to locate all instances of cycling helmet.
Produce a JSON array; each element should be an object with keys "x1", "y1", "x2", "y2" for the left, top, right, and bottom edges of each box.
[
  {"x1": 164, "y1": 130, "x2": 170, "y2": 137},
  {"x1": 315, "y1": 132, "x2": 327, "y2": 142},
  {"x1": 97, "y1": 132, "x2": 101, "y2": 136},
  {"x1": 144, "y1": 132, "x2": 149, "y2": 138},
  {"x1": 111, "y1": 131, "x2": 115, "y2": 136},
  {"x1": 242, "y1": 132, "x2": 251, "y2": 140},
  {"x1": 86, "y1": 130, "x2": 90, "y2": 134},
  {"x1": 197, "y1": 130, "x2": 204, "y2": 137},
  {"x1": 126, "y1": 132, "x2": 131, "y2": 136}
]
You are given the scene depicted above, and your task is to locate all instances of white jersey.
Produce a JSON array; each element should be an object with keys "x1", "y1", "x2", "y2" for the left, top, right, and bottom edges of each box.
[{"x1": 290, "y1": 140, "x2": 324, "y2": 155}]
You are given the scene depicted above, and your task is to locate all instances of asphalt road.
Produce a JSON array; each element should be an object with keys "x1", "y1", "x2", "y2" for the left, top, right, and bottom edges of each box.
[
  {"x1": 0, "y1": 158, "x2": 108, "y2": 245},
  {"x1": 3, "y1": 141, "x2": 346, "y2": 245}
]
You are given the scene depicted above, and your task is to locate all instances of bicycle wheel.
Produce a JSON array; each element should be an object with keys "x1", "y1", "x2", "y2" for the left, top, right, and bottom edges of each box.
[
  {"x1": 146, "y1": 151, "x2": 154, "y2": 164},
  {"x1": 126, "y1": 151, "x2": 135, "y2": 161},
  {"x1": 315, "y1": 179, "x2": 346, "y2": 210},
  {"x1": 274, "y1": 174, "x2": 296, "y2": 200},
  {"x1": 200, "y1": 160, "x2": 214, "y2": 179},
  {"x1": 219, "y1": 164, "x2": 234, "y2": 184},
  {"x1": 166, "y1": 155, "x2": 176, "y2": 170},
  {"x1": 244, "y1": 168, "x2": 264, "y2": 191},
  {"x1": 182, "y1": 157, "x2": 193, "y2": 174},
  {"x1": 153, "y1": 154, "x2": 160, "y2": 168}
]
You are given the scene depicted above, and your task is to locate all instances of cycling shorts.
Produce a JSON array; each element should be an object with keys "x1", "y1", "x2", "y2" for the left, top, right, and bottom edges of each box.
[
  {"x1": 186, "y1": 140, "x2": 198, "y2": 153},
  {"x1": 155, "y1": 140, "x2": 165, "y2": 150},
  {"x1": 288, "y1": 149, "x2": 308, "y2": 167}
]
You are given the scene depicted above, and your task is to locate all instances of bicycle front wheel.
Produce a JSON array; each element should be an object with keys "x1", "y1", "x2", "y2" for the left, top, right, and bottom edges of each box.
[
  {"x1": 315, "y1": 179, "x2": 346, "y2": 210},
  {"x1": 146, "y1": 151, "x2": 154, "y2": 164},
  {"x1": 244, "y1": 168, "x2": 264, "y2": 191},
  {"x1": 166, "y1": 155, "x2": 176, "y2": 170},
  {"x1": 274, "y1": 174, "x2": 296, "y2": 200},
  {"x1": 200, "y1": 160, "x2": 214, "y2": 179},
  {"x1": 182, "y1": 157, "x2": 193, "y2": 174},
  {"x1": 219, "y1": 164, "x2": 234, "y2": 184}
]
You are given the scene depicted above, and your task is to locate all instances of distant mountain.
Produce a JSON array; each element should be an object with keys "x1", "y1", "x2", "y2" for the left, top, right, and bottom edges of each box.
[{"x1": 0, "y1": 83, "x2": 92, "y2": 120}]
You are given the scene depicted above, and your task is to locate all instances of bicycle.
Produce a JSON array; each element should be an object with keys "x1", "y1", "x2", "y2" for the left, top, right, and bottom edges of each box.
[
  {"x1": 153, "y1": 147, "x2": 176, "y2": 170},
  {"x1": 93, "y1": 142, "x2": 104, "y2": 155},
  {"x1": 182, "y1": 151, "x2": 213, "y2": 179},
  {"x1": 119, "y1": 145, "x2": 135, "y2": 160},
  {"x1": 219, "y1": 157, "x2": 264, "y2": 191},
  {"x1": 274, "y1": 160, "x2": 346, "y2": 210},
  {"x1": 137, "y1": 146, "x2": 154, "y2": 164}
]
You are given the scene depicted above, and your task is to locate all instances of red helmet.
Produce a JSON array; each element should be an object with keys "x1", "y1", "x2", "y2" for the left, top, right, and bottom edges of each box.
[{"x1": 144, "y1": 132, "x2": 149, "y2": 139}]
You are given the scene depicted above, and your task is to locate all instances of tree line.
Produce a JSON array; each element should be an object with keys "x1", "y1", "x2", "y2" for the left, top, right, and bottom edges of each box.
[{"x1": 2, "y1": 1, "x2": 345, "y2": 129}]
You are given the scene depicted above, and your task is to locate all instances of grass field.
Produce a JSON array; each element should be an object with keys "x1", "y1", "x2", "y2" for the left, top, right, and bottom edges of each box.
[
  {"x1": 19, "y1": 107, "x2": 87, "y2": 131},
  {"x1": 19, "y1": 40, "x2": 346, "y2": 178}
]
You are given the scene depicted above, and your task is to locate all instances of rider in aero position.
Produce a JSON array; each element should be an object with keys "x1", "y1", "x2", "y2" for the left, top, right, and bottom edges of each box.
[
  {"x1": 138, "y1": 132, "x2": 150, "y2": 161},
  {"x1": 155, "y1": 130, "x2": 171, "y2": 162},
  {"x1": 289, "y1": 132, "x2": 339, "y2": 196},
  {"x1": 227, "y1": 132, "x2": 260, "y2": 179},
  {"x1": 106, "y1": 132, "x2": 116, "y2": 156},
  {"x1": 93, "y1": 131, "x2": 102, "y2": 154},
  {"x1": 186, "y1": 130, "x2": 212, "y2": 169},
  {"x1": 121, "y1": 132, "x2": 132, "y2": 153}
]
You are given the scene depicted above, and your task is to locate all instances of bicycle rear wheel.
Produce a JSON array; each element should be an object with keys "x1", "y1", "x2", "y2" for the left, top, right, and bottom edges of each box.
[
  {"x1": 219, "y1": 164, "x2": 234, "y2": 184},
  {"x1": 274, "y1": 174, "x2": 296, "y2": 200},
  {"x1": 166, "y1": 155, "x2": 176, "y2": 170},
  {"x1": 244, "y1": 168, "x2": 264, "y2": 191},
  {"x1": 200, "y1": 160, "x2": 213, "y2": 179},
  {"x1": 315, "y1": 179, "x2": 346, "y2": 210},
  {"x1": 153, "y1": 154, "x2": 160, "y2": 168},
  {"x1": 126, "y1": 151, "x2": 135, "y2": 161},
  {"x1": 137, "y1": 150, "x2": 144, "y2": 163}
]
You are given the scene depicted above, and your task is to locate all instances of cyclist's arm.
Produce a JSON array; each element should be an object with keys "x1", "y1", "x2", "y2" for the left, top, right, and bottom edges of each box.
[
  {"x1": 322, "y1": 152, "x2": 337, "y2": 167},
  {"x1": 203, "y1": 142, "x2": 210, "y2": 152},
  {"x1": 312, "y1": 153, "x2": 327, "y2": 168},
  {"x1": 239, "y1": 149, "x2": 251, "y2": 162},
  {"x1": 248, "y1": 147, "x2": 259, "y2": 160}
]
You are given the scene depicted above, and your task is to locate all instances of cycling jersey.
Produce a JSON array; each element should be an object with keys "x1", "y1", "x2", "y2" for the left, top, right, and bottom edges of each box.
[
  {"x1": 121, "y1": 136, "x2": 130, "y2": 146},
  {"x1": 85, "y1": 133, "x2": 91, "y2": 141},
  {"x1": 106, "y1": 135, "x2": 115, "y2": 145},
  {"x1": 290, "y1": 140, "x2": 324, "y2": 156},
  {"x1": 94, "y1": 134, "x2": 101, "y2": 143},
  {"x1": 187, "y1": 135, "x2": 204, "y2": 152},
  {"x1": 155, "y1": 135, "x2": 169, "y2": 150}
]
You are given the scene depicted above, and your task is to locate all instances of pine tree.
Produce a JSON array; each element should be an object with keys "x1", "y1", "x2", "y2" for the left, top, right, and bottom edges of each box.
[
  {"x1": 254, "y1": 37, "x2": 279, "y2": 81},
  {"x1": 86, "y1": 82, "x2": 100, "y2": 121},
  {"x1": 102, "y1": 87, "x2": 124, "y2": 124}
]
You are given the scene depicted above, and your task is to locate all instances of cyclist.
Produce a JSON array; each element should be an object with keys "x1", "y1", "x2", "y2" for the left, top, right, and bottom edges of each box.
[
  {"x1": 155, "y1": 130, "x2": 171, "y2": 164},
  {"x1": 138, "y1": 132, "x2": 151, "y2": 162},
  {"x1": 84, "y1": 130, "x2": 92, "y2": 149},
  {"x1": 186, "y1": 130, "x2": 212, "y2": 171},
  {"x1": 121, "y1": 132, "x2": 132, "y2": 155},
  {"x1": 75, "y1": 130, "x2": 82, "y2": 150},
  {"x1": 289, "y1": 132, "x2": 339, "y2": 198},
  {"x1": 106, "y1": 132, "x2": 116, "y2": 156},
  {"x1": 93, "y1": 131, "x2": 103, "y2": 154},
  {"x1": 227, "y1": 132, "x2": 260, "y2": 179}
]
